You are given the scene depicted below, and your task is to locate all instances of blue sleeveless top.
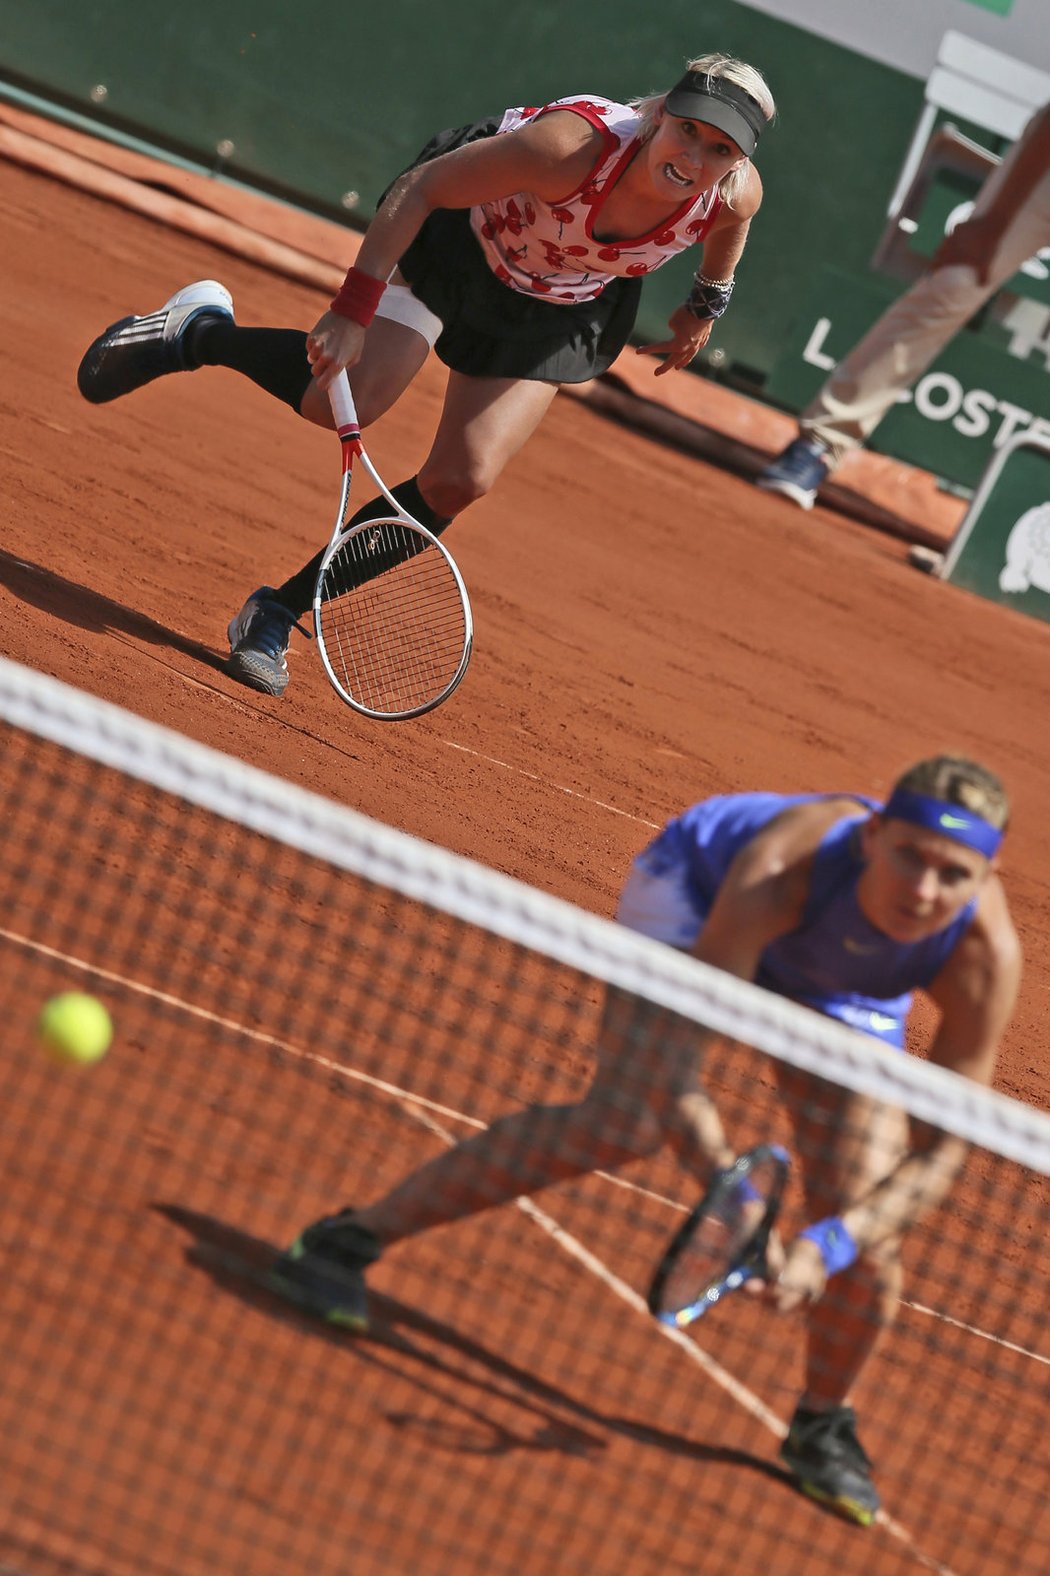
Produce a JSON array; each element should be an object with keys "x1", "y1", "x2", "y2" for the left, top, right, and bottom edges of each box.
[{"x1": 640, "y1": 792, "x2": 977, "y2": 1047}]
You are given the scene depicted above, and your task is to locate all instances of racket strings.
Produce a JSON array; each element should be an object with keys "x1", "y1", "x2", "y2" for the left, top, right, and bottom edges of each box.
[
  {"x1": 323, "y1": 520, "x2": 431, "y2": 596},
  {"x1": 653, "y1": 1154, "x2": 783, "y2": 1320},
  {"x1": 657, "y1": 1200, "x2": 753, "y2": 1315},
  {"x1": 318, "y1": 520, "x2": 468, "y2": 716}
]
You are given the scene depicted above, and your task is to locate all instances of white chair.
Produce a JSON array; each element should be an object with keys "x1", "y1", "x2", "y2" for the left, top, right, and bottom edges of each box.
[
  {"x1": 874, "y1": 31, "x2": 1050, "y2": 283},
  {"x1": 888, "y1": 31, "x2": 1049, "y2": 222}
]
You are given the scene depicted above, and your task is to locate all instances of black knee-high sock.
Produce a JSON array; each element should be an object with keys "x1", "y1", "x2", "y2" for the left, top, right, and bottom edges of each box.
[
  {"x1": 187, "y1": 321, "x2": 314, "y2": 412},
  {"x1": 275, "y1": 478, "x2": 454, "y2": 617}
]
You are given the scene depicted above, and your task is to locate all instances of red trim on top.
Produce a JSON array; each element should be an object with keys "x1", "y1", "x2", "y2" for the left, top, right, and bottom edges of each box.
[
  {"x1": 585, "y1": 139, "x2": 720, "y2": 249},
  {"x1": 531, "y1": 100, "x2": 621, "y2": 205},
  {"x1": 339, "y1": 436, "x2": 362, "y2": 477}
]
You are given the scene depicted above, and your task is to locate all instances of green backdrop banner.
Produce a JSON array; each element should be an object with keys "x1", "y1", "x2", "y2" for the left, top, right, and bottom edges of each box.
[
  {"x1": 944, "y1": 436, "x2": 1050, "y2": 621},
  {"x1": 764, "y1": 266, "x2": 1050, "y2": 488},
  {"x1": 0, "y1": 0, "x2": 923, "y2": 391},
  {"x1": 2, "y1": 0, "x2": 1045, "y2": 487}
]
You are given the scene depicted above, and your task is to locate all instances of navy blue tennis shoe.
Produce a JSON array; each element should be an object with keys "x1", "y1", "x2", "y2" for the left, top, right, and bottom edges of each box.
[{"x1": 755, "y1": 436, "x2": 831, "y2": 510}]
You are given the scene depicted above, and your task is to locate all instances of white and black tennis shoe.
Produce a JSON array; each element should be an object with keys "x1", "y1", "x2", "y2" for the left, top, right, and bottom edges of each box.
[{"x1": 77, "y1": 280, "x2": 234, "y2": 404}]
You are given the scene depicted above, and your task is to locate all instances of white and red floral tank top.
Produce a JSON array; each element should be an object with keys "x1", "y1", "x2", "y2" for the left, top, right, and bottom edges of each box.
[{"x1": 469, "y1": 95, "x2": 722, "y2": 304}]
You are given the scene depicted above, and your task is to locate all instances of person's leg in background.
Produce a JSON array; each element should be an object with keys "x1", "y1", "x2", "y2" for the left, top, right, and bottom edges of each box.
[{"x1": 757, "y1": 150, "x2": 1050, "y2": 508}]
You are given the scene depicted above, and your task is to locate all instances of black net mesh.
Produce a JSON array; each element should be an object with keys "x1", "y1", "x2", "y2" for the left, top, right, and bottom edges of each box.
[{"x1": 1, "y1": 662, "x2": 1047, "y2": 1576}]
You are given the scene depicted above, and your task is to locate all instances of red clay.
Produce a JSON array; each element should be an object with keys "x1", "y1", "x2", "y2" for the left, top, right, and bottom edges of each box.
[{"x1": 1, "y1": 144, "x2": 1048, "y2": 1576}]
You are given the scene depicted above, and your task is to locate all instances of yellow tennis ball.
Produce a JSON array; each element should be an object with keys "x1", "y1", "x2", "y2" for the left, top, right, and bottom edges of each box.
[{"x1": 37, "y1": 991, "x2": 113, "y2": 1066}]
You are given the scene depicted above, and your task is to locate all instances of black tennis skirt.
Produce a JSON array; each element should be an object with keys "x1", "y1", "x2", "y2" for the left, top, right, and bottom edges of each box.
[{"x1": 387, "y1": 119, "x2": 643, "y2": 384}]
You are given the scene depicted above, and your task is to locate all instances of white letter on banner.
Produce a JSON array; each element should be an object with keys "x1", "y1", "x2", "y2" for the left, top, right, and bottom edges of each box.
[
  {"x1": 955, "y1": 388, "x2": 997, "y2": 439},
  {"x1": 802, "y1": 319, "x2": 836, "y2": 371},
  {"x1": 914, "y1": 373, "x2": 962, "y2": 422},
  {"x1": 993, "y1": 401, "x2": 1033, "y2": 447},
  {"x1": 1025, "y1": 416, "x2": 1050, "y2": 446}
]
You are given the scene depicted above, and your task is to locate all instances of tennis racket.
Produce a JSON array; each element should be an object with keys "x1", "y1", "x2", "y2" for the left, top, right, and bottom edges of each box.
[
  {"x1": 314, "y1": 371, "x2": 473, "y2": 721},
  {"x1": 648, "y1": 1144, "x2": 790, "y2": 1329}
]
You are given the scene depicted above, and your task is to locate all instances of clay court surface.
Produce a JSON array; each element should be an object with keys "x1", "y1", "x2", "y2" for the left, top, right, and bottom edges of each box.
[{"x1": 2, "y1": 147, "x2": 1049, "y2": 1575}]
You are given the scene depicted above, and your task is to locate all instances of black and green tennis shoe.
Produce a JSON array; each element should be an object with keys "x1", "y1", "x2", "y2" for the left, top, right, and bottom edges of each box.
[
  {"x1": 780, "y1": 1403, "x2": 880, "y2": 1527},
  {"x1": 268, "y1": 1210, "x2": 381, "y2": 1332}
]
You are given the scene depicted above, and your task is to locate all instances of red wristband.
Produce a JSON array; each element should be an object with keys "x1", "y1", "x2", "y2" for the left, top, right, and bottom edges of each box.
[{"x1": 330, "y1": 266, "x2": 386, "y2": 327}]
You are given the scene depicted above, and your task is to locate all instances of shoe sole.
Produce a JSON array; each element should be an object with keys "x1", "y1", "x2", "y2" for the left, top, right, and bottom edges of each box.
[
  {"x1": 226, "y1": 650, "x2": 289, "y2": 697},
  {"x1": 755, "y1": 478, "x2": 817, "y2": 510},
  {"x1": 267, "y1": 1265, "x2": 369, "y2": 1332},
  {"x1": 793, "y1": 1478, "x2": 877, "y2": 1527}
]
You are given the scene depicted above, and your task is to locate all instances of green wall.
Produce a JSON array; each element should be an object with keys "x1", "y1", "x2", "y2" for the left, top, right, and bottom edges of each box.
[{"x1": 0, "y1": 1, "x2": 925, "y2": 390}]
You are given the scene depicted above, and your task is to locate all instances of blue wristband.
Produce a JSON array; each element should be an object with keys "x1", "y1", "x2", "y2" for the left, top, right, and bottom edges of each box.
[
  {"x1": 711, "y1": 1166, "x2": 763, "y2": 1207},
  {"x1": 799, "y1": 1216, "x2": 858, "y2": 1276}
]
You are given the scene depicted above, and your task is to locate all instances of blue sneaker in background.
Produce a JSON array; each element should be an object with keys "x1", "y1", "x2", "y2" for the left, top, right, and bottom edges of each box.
[{"x1": 756, "y1": 436, "x2": 831, "y2": 510}]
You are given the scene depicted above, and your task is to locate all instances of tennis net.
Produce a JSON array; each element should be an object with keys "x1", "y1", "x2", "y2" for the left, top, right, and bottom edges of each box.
[{"x1": 0, "y1": 655, "x2": 1047, "y2": 1576}]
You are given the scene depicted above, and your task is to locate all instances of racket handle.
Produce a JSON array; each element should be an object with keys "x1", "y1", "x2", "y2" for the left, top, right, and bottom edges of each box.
[{"x1": 328, "y1": 370, "x2": 359, "y2": 432}]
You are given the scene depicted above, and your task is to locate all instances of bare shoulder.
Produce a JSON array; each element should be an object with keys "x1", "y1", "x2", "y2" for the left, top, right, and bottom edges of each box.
[
  {"x1": 930, "y1": 873, "x2": 1022, "y2": 1014},
  {"x1": 971, "y1": 874, "x2": 1023, "y2": 976},
  {"x1": 719, "y1": 160, "x2": 764, "y2": 223},
  {"x1": 488, "y1": 109, "x2": 608, "y2": 197},
  {"x1": 742, "y1": 795, "x2": 868, "y2": 868},
  {"x1": 513, "y1": 107, "x2": 609, "y2": 158},
  {"x1": 924, "y1": 874, "x2": 1022, "y2": 1078},
  {"x1": 406, "y1": 108, "x2": 606, "y2": 210},
  {"x1": 720, "y1": 799, "x2": 859, "y2": 929}
]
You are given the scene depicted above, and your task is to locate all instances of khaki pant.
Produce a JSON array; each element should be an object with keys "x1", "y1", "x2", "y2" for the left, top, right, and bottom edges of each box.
[{"x1": 801, "y1": 144, "x2": 1050, "y2": 468}]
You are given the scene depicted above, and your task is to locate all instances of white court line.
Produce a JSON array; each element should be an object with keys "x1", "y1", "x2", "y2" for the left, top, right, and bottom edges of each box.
[
  {"x1": 5, "y1": 924, "x2": 1022, "y2": 1570},
  {"x1": 443, "y1": 742, "x2": 662, "y2": 830},
  {"x1": 907, "y1": 1302, "x2": 1050, "y2": 1367}
]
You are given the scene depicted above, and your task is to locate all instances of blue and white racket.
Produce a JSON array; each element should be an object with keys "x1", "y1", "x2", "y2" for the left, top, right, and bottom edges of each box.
[{"x1": 648, "y1": 1144, "x2": 790, "y2": 1328}]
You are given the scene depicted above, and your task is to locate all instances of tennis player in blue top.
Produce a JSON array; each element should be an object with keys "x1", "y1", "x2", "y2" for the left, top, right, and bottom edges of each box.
[{"x1": 269, "y1": 753, "x2": 1021, "y2": 1527}]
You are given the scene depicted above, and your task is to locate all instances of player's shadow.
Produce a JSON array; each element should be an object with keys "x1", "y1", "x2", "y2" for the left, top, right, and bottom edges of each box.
[
  {"x1": 155, "y1": 1202, "x2": 793, "y2": 1486},
  {"x1": 0, "y1": 547, "x2": 227, "y2": 674}
]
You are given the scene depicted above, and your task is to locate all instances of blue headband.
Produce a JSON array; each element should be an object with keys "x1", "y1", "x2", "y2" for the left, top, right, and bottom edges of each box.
[{"x1": 882, "y1": 787, "x2": 1003, "y2": 859}]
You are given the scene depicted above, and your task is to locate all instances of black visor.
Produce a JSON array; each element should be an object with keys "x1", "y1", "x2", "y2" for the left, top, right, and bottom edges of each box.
[{"x1": 664, "y1": 72, "x2": 766, "y2": 157}]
